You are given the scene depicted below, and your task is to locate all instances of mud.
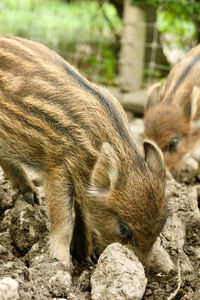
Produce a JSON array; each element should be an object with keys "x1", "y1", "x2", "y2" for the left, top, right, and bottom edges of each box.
[{"x1": 0, "y1": 118, "x2": 199, "y2": 299}]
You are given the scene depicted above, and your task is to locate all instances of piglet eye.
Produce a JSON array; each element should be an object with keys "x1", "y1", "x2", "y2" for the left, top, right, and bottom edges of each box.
[
  {"x1": 164, "y1": 137, "x2": 179, "y2": 152},
  {"x1": 118, "y1": 221, "x2": 134, "y2": 244}
]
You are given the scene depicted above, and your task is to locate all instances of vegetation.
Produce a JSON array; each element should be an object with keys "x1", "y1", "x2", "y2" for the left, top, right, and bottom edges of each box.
[
  {"x1": 0, "y1": 0, "x2": 122, "y2": 84},
  {"x1": 1, "y1": 0, "x2": 200, "y2": 83},
  {"x1": 132, "y1": 0, "x2": 200, "y2": 46}
]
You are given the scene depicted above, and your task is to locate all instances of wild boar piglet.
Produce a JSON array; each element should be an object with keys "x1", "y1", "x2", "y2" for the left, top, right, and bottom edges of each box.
[
  {"x1": 144, "y1": 44, "x2": 200, "y2": 179},
  {"x1": 0, "y1": 35, "x2": 167, "y2": 269}
]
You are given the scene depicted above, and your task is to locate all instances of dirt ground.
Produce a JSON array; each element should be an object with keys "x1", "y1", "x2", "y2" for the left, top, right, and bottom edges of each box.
[{"x1": 0, "y1": 117, "x2": 200, "y2": 300}]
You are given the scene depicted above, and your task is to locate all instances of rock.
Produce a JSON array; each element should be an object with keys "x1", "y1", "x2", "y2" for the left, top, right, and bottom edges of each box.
[
  {"x1": 156, "y1": 179, "x2": 200, "y2": 274},
  {"x1": 29, "y1": 256, "x2": 71, "y2": 298},
  {"x1": 150, "y1": 238, "x2": 175, "y2": 274},
  {"x1": 0, "y1": 180, "x2": 14, "y2": 215},
  {"x1": 0, "y1": 277, "x2": 19, "y2": 300},
  {"x1": 9, "y1": 195, "x2": 47, "y2": 254},
  {"x1": 194, "y1": 247, "x2": 200, "y2": 260},
  {"x1": 91, "y1": 243, "x2": 147, "y2": 300},
  {"x1": 0, "y1": 260, "x2": 29, "y2": 284},
  {"x1": 165, "y1": 179, "x2": 200, "y2": 222},
  {"x1": 49, "y1": 270, "x2": 71, "y2": 297},
  {"x1": 0, "y1": 244, "x2": 14, "y2": 261},
  {"x1": 77, "y1": 270, "x2": 91, "y2": 292}
]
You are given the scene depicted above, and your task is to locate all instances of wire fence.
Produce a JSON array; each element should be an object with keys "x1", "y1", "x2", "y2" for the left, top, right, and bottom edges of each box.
[
  {"x1": 1, "y1": 0, "x2": 200, "y2": 90},
  {"x1": 60, "y1": 0, "x2": 200, "y2": 91},
  {"x1": 145, "y1": 0, "x2": 200, "y2": 88},
  {"x1": 119, "y1": 0, "x2": 200, "y2": 90}
]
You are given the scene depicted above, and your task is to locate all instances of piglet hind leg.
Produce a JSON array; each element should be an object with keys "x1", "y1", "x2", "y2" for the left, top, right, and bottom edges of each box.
[
  {"x1": 71, "y1": 200, "x2": 95, "y2": 264},
  {"x1": 0, "y1": 158, "x2": 39, "y2": 205},
  {"x1": 45, "y1": 173, "x2": 74, "y2": 270}
]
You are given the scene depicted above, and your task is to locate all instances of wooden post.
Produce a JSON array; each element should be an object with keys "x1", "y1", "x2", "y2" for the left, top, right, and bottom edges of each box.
[{"x1": 119, "y1": 0, "x2": 146, "y2": 92}]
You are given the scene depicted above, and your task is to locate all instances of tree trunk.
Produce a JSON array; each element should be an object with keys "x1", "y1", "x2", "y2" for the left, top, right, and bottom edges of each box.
[{"x1": 119, "y1": 0, "x2": 146, "y2": 92}]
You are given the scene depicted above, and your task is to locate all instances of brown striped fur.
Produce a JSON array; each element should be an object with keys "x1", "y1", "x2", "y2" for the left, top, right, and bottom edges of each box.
[
  {"x1": 144, "y1": 44, "x2": 200, "y2": 178},
  {"x1": 0, "y1": 36, "x2": 166, "y2": 269}
]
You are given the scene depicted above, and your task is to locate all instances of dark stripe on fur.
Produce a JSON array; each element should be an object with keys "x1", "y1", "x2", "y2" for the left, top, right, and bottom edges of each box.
[
  {"x1": 20, "y1": 88, "x2": 101, "y2": 143},
  {"x1": 0, "y1": 37, "x2": 133, "y2": 149},
  {"x1": 62, "y1": 63, "x2": 132, "y2": 143},
  {"x1": 165, "y1": 53, "x2": 200, "y2": 103},
  {"x1": 0, "y1": 81, "x2": 81, "y2": 146},
  {"x1": 0, "y1": 45, "x2": 100, "y2": 143},
  {"x1": 0, "y1": 36, "x2": 146, "y2": 170},
  {"x1": 62, "y1": 63, "x2": 147, "y2": 170},
  {"x1": 0, "y1": 101, "x2": 62, "y2": 146}
]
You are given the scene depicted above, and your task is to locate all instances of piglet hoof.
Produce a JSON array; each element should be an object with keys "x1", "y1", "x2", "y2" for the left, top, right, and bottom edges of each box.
[
  {"x1": 91, "y1": 254, "x2": 98, "y2": 265},
  {"x1": 24, "y1": 190, "x2": 40, "y2": 205},
  {"x1": 85, "y1": 255, "x2": 97, "y2": 266}
]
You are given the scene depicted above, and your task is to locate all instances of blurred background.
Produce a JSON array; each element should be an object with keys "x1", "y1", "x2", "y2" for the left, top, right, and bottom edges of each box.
[{"x1": 1, "y1": 0, "x2": 200, "y2": 113}]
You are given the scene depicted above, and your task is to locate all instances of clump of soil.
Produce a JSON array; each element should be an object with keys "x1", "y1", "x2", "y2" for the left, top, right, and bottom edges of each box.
[
  {"x1": 0, "y1": 170, "x2": 92, "y2": 300},
  {"x1": 0, "y1": 161, "x2": 199, "y2": 299}
]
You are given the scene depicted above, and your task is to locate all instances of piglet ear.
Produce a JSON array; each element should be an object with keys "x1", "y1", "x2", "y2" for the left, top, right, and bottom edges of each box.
[
  {"x1": 191, "y1": 86, "x2": 200, "y2": 121},
  {"x1": 182, "y1": 86, "x2": 200, "y2": 122},
  {"x1": 89, "y1": 143, "x2": 119, "y2": 199},
  {"x1": 145, "y1": 82, "x2": 161, "y2": 111},
  {"x1": 143, "y1": 139, "x2": 166, "y2": 181}
]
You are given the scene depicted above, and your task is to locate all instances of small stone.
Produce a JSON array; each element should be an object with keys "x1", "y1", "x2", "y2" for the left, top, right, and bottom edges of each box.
[
  {"x1": 49, "y1": 270, "x2": 71, "y2": 297},
  {"x1": 77, "y1": 270, "x2": 90, "y2": 292},
  {"x1": 9, "y1": 196, "x2": 47, "y2": 254},
  {"x1": 0, "y1": 277, "x2": 19, "y2": 300},
  {"x1": 0, "y1": 244, "x2": 14, "y2": 261},
  {"x1": 91, "y1": 243, "x2": 147, "y2": 300},
  {"x1": 150, "y1": 238, "x2": 175, "y2": 274}
]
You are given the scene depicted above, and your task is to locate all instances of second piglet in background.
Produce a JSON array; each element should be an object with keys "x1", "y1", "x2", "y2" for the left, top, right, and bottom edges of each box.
[{"x1": 144, "y1": 44, "x2": 200, "y2": 181}]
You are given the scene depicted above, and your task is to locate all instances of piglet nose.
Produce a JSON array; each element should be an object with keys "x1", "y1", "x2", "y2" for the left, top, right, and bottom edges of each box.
[{"x1": 126, "y1": 244, "x2": 151, "y2": 270}]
